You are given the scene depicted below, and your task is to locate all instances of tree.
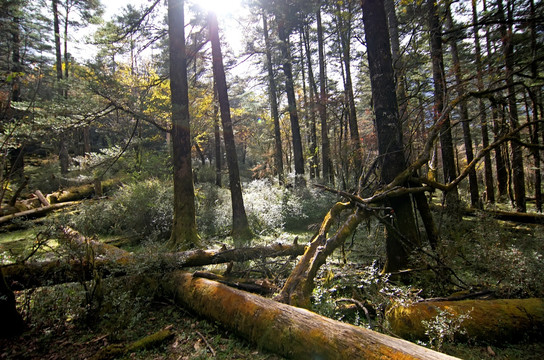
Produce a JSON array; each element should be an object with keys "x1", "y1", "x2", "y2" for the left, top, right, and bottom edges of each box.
[
  {"x1": 316, "y1": 7, "x2": 331, "y2": 184},
  {"x1": 471, "y1": 0, "x2": 495, "y2": 203},
  {"x1": 168, "y1": 0, "x2": 200, "y2": 249},
  {"x1": 497, "y1": 0, "x2": 526, "y2": 212},
  {"x1": 426, "y1": 0, "x2": 458, "y2": 206},
  {"x1": 335, "y1": 0, "x2": 362, "y2": 181},
  {"x1": 275, "y1": 0, "x2": 305, "y2": 186},
  {"x1": 361, "y1": 0, "x2": 420, "y2": 273},
  {"x1": 208, "y1": 11, "x2": 252, "y2": 244},
  {"x1": 446, "y1": 1, "x2": 479, "y2": 208},
  {"x1": 261, "y1": 7, "x2": 284, "y2": 185}
]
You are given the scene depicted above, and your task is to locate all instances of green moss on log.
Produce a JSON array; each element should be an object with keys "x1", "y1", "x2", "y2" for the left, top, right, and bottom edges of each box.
[{"x1": 387, "y1": 298, "x2": 544, "y2": 343}]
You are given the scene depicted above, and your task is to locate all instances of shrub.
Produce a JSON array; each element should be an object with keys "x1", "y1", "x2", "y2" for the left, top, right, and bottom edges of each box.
[{"x1": 70, "y1": 179, "x2": 173, "y2": 242}]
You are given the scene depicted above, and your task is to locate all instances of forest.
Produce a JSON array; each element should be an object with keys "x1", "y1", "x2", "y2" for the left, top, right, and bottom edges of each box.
[{"x1": 1, "y1": 0, "x2": 544, "y2": 358}]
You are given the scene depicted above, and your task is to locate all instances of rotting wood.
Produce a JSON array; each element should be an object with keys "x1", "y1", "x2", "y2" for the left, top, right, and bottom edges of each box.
[
  {"x1": 387, "y1": 298, "x2": 544, "y2": 343},
  {"x1": 90, "y1": 327, "x2": 174, "y2": 360},
  {"x1": 275, "y1": 202, "x2": 363, "y2": 308},
  {"x1": 46, "y1": 178, "x2": 120, "y2": 204},
  {"x1": 463, "y1": 207, "x2": 544, "y2": 224},
  {"x1": 193, "y1": 271, "x2": 277, "y2": 295},
  {"x1": 2, "y1": 228, "x2": 306, "y2": 289},
  {"x1": 163, "y1": 271, "x2": 459, "y2": 360},
  {"x1": 0, "y1": 201, "x2": 79, "y2": 225},
  {"x1": 34, "y1": 190, "x2": 50, "y2": 207}
]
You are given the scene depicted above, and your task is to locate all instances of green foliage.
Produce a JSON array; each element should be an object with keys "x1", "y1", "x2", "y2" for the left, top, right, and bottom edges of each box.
[
  {"x1": 69, "y1": 179, "x2": 173, "y2": 242},
  {"x1": 430, "y1": 213, "x2": 544, "y2": 298},
  {"x1": 195, "y1": 179, "x2": 337, "y2": 237},
  {"x1": 421, "y1": 307, "x2": 472, "y2": 351}
]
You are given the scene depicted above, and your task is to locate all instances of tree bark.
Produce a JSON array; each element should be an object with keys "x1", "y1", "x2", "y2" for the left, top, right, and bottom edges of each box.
[
  {"x1": 301, "y1": 24, "x2": 318, "y2": 179},
  {"x1": 362, "y1": 0, "x2": 420, "y2": 273},
  {"x1": 168, "y1": 0, "x2": 200, "y2": 250},
  {"x1": 275, "y1": 202, "x2": 359, "y2": 307},
  {"x1": 209, "y1": 12, "x2": 252, "y2": 243},
  {"x1": 213, "y1": 85, "x2": 222, "y2": 187},
  {"x1": 0, "y1": 201, "x2": 78, "y2": 225},
  {"x1": 0, "y1": 267, "x2": 25, "y2": 338},
  {"x1": 497, "y1": 0, "x2": 526, "y2": 212},
  {"x1": 277, "y1": 12, "x2": 305, "y2": 186},
  {"x1": 427, "y1": 0, "x2": 458, "y2": 206},
  {"x1": 336, "y1": 0, "x2": 362, "y2": 181},
  {"x1": 446, "y1": 3, "x2": 480, "y2": 208},
  {"x1": 3, "y1": 229, "x2": 305, "y2": 289},
  {"x1": 472, "y1": 0, "x2": 495, "y2": 204},
  {"x1": 163, "y1": 271, "x2": 459, "y2": 359},
  {"x1": 317, "y1": 9, "x2": 331, "y2": 184},
  {"x1": 262, "y1": 8, "x2": 284, "y2": 185},
  {"x1": 387, "y1": 298, "x2": 544, "y2": 343},
  {"x1": 528, "y1": 0, "x2": 541, "y2": 212}
]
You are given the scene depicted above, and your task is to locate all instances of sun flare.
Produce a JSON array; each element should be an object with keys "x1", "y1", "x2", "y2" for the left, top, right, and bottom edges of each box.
[{"x1": 197, "y1": 0, "x2": 243, "y2": 16}]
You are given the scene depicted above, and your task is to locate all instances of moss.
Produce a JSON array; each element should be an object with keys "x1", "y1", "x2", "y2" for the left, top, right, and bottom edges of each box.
[{"x1": 387, "y1": 298, "x2": 544, "y2": 343}]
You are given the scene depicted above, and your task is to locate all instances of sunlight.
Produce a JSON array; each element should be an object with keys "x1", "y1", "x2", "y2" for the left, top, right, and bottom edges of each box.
[{"x1": 197, "y1": 0, "x2": 243, "y2": 16}]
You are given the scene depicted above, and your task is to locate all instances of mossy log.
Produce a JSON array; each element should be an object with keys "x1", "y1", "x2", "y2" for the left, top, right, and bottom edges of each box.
[
  {"x1": 387, "y1": 298, "x2": 544, "y2": 343},
  {"x1": 2, "y1": 228, "x2": 306, "y2": 289},
  {"x1": 0, "y1": 201, "x2": 79, "y2": 225},
  {"x1": 275, "y1": 202, "x2": 362, "y2": 308},
  {"x1": 91, "y1": 327, "x2": 174, "y2": 360},
  {"x1": 46, "y1": 178, "x2": 120, "y2": 204},
  {"x1": 164, "y1": 271, "x2": 458, "y2": 359}
]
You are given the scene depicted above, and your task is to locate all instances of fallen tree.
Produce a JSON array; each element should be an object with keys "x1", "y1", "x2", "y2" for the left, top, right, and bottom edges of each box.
[
  {"x1": 163, "y1": 271, "x2": 458, "y2": 359},
  {"x1": 462, "y1": 207, "x2": 544, "y2": 224},
  {"x1": 0, "y1": 201, "x2": 79, "y2": 225},
  {"x1": 387, "y1": 298, "x2": 544, "y2": 343},
  {"x1": 275, "y1": 202, "x2": 364, "y2": 307},
  {"x1": 46, "y1": 178, "x2": 121, "y2": 204},
  {"x1": 2, "y1": 228, "x2": 306, "y2": 289}
]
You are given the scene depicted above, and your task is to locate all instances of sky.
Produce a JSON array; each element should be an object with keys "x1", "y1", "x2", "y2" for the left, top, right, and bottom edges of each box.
[{"x1": 73, "y1": 0, "x2": 250, "y2": 65}]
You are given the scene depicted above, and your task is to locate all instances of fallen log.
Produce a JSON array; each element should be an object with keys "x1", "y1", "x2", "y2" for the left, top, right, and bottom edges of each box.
[
  {"x1": 46, "y1": 178, "x2": 120, "y2": 204},
  {"x1": 431, "y1": 204, "x2": 544, "y2": 225},
  {"x1": 2, "y1": 228, "x2": 306, "y2": 289},
  {"x1": 34, "y1": 190, "x2": 50, "y2": 207},
  {"x1": 386, "y1": 298, "x2": 544, "y2": 343},
  {"x1": 275, "y1": 202, "x2": 363, "y2": 307},
  {"x1": 91, "y1": 327, "x2": 175, "y2": 360},
  {"x1": 465, "y1": 208, "x2": 544, "y2": 224},
  {"x1": 0, "y1": 201, "x2": 79, "y2": 225},
  {"x1": 163, "y1": 271, "x2": 458, "y2": 359}
]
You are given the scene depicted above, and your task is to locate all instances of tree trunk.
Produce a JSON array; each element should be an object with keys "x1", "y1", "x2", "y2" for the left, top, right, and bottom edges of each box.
[
  {"x1": 0, "y1": 201, "x2": 78, "y2": 225},
  {"x1": 3, "y1": 228, "x2": 306, "y2": 289},
  {"x1": 213, "y1": 85, "x2": 222, "y2": 187},
  {"x1": 317, "y1": 9, "x2": 331, "y2": 184},
  {"x1": 362, "y1": 0, "x2": 420, "y2": 273},
  {"x1": 446, "y1": 2, "x2": 480, "y2": 208},
  {"x1": 52, "y1": 0, "x2": 63, "y2": 85},
  {"x1": 262, "y1": 9, "x2": 284, "y2": 185},
  {"x1": 497, "y1": 0, "x2": 526, "y2": 212},
  {"x1": 167, "y1": 0, "x2": 200, "y2": 250},
  {"x1": 471, "y1": 0, "x2": 495, "y2": 203},
  {"x1": 163, "y1": 271, "x2": 459, "y2": 359},
  {"x1": 301, "y1": 23, "x2": 318, "y2": 179},
  {"x1": 0, "y1": 267, "x2": 24, "y2": 338},
  {"x1": 336, "y1": 1, "x2": 362, "y2": 181},
  {"x1": 277, "y1": 14, "x2": 305, "y2": 186},
  {"x1": 384, "y1": 0, "x2": 407, "y2": 123},
  {"x1": 387, "y1": 298, "x2": 544, "y2": 344},
  {"x1": 427, "y1": 0, "x2": 458, "y2": 206},
  {"x1": 529, "y1": 0, "x2": 541, "y2": 212},
  {"x1": 209, "y1": 12, "x2": 252, "y2": 243},
  {"x1": 275, "y1": 202, "x2": 359, "y2": 307}
]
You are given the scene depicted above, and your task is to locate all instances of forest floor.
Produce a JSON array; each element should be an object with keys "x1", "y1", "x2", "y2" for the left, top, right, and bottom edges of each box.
[{"x1": 2, "y1": 201, "x2": 544, "y2": 359}]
